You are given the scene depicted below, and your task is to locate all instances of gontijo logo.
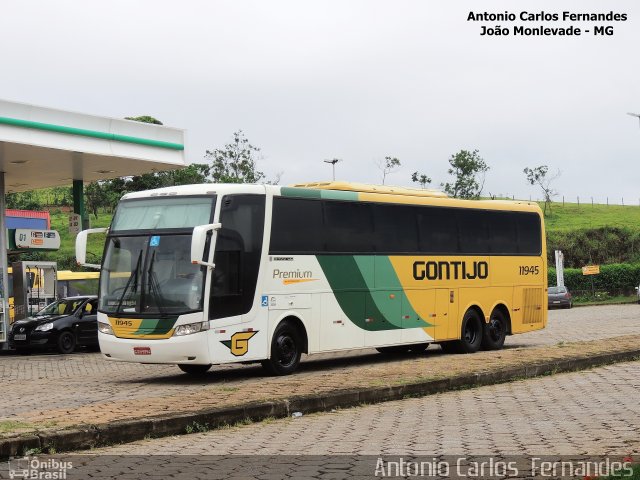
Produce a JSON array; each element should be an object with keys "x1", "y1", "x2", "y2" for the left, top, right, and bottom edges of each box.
[
  {"x1": 413, "y1": 260, "x2": 489, "y2": 280},
  {"x1": 221, "y1": 331, "x2": 258, "y2": 356}
]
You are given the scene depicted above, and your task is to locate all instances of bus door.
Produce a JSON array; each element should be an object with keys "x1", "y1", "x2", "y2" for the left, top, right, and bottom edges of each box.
[{"x1": 433, "y1": 288, "x2": 457, "y2": 341}]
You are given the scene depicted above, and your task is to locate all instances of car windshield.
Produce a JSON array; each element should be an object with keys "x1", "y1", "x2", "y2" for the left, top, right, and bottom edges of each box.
[
  {"x1": 34, "y1": 299, "x2": 85, "y2": 317},
  {"x1": 548, "y1": 287, "x2": 566, "y2": 294}
]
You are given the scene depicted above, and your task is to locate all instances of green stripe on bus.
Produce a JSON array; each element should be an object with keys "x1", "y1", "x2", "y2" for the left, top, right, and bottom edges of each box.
[
  {"x1": 133, "y1": 318, "x2": 177, "y2": 335},
  {"x1": 280, "y1": 187, "x2": 358, "y2": 201},
  {"x1": 316, "y1": 255, "x2": 432, "y2": 331}
]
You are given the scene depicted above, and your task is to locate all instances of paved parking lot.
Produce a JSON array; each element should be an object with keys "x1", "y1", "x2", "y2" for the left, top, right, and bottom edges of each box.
[
  {"x1": 0, "y1": 304, "x2": 639, "y2": 432},
  {"x1": 91, "y1": 359, "x2": 640, "y2": 456}
]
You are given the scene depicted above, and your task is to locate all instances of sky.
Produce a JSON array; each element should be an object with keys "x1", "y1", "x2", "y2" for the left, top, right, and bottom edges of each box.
[{"x1": 1, "y1": 0, "x2": 638, "y2": 204}]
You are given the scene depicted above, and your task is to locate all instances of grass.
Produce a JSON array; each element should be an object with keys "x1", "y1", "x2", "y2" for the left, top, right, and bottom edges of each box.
[
  {"x1": 0, "y1": 420, "x2": 36, "y2": 433},
  {"x1": 573, "y1": 294, "x2": 637, "y2": 306},
  {"x1": 605, "y1": 463, "x2": 640, "y2": 480},
  {"x1": 538, "y1": 202, "x2": 640, "y2": 232},
  {"x1": 49, "y1": 211, "x2": 111, "y2": 261}
]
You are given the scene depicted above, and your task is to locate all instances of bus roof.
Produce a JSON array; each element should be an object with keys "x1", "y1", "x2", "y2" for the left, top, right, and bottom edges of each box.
[{"x1": 291, "y1": 181, "x2": 448, "y2": 198}]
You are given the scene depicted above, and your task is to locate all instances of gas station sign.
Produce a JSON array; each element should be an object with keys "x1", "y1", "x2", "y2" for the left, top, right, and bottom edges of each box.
[{"x1": 15, "y1": 229, "x2": 61, "y2": 250}]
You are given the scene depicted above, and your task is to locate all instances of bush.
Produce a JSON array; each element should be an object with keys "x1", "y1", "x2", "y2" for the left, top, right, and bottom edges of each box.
[
  {"x1": 548, "y1": 263, "x2": 640, "y2": 292},
  {"x1": 547, "y1": 227, "x2": 640, "y2": 267}
]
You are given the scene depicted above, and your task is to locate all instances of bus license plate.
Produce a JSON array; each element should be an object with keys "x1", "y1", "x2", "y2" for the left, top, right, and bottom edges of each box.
[
  {"x1": 133, "y1": 347, "x2": 151, "y2": 355},
  {"x1": 14, "y1": 334, "x2": 26, "y2": 341}
]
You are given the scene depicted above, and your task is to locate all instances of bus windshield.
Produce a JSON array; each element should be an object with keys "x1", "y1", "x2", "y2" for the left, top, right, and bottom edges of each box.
[
  {"x1": 111, "y1": 196, "x2": 215, "y2": 231},
  {"x1": 100, "y1": 195, "x2": 216, "y2": 316},
  {"x1": 100, "y1": 234, "x2": 206, "y2": 316}
]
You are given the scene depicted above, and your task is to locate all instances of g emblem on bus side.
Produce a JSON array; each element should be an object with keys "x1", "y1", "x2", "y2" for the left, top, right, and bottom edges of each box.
[{"x1": 221, "y1": 331, "x2": 258, "y2": 356}]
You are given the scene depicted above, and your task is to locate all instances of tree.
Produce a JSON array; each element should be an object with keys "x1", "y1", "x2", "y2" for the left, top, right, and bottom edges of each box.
[
  {"x1": 523, "y1": 165, "x2": 560, "y2": 216},
  {"x1": 85, "y1": 182, "x2": 108, "y2": 219},
  {"x1": 411, "y1": 171, "x2": 432, "y2": 189},
  {"x1": 205, "y1": 130, "x2": 265, "y2": 183},
  {"x1": 125, "y1": 115, "x2": 163, "y2": 125},
  {"x1": 377, "y1": 156, "x2": 401, "y2": 185},
  {"x1": 6, "y1": 191, "x2": 41, "y2": 210},
  {"x1": 442, "y1": 149, "x2": 489, "y2": 199}
]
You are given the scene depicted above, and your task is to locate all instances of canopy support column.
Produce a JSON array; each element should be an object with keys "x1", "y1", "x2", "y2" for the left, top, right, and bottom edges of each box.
[
  {"x1": 0, "y1": 172, "x2": 10, "y2": 348},
  {"x1": 73, "y1": 180, "x2": 89, "y2": 230}
]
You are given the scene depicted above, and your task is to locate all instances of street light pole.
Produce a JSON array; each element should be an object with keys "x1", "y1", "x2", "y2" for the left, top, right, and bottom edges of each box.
[{"x1": 323, "y1": 159, "x2": 341, "y2": 181}]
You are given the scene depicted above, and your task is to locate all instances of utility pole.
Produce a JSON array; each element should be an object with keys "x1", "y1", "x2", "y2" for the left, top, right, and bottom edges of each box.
[{"x1": 324, "y1": 158, "x2": 341, "y2": 181}]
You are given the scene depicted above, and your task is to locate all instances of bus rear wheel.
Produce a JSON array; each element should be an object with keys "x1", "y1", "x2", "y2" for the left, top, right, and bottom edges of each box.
[
  {"x1": 448, "y1": 309, "x2": 483, "y2": 354},
  {"x1": 262, "y1": 321, "x2": 302, "y2": 376},
  {"x1": 481, "y1": 310, "x2": 507, "y2": 350},
  {"x1": 178, "y1": 364, "x2": 212, "y2": 375}
]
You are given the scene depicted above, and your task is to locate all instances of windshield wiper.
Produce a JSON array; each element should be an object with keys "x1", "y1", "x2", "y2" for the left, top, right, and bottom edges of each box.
[
  {"x1": 146, "y1": 250, "x2": 168, "y2": 317},
  {"x1": 116, "y1": 250, "x2": 143, "y2": 313}
]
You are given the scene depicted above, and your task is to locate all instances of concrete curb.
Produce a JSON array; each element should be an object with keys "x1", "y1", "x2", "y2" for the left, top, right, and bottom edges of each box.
[{"x1": 2, "y1": 348, "x2": 639, "y2": 458}]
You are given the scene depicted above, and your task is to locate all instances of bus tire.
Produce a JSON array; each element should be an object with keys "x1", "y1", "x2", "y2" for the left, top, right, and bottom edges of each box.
[
  {"x1": 453, "y1": 309, "x2": 483, "y2": 354},
  {"x1": 178, "y1": 364, "x2": 212, "y2": 375},
  {"x1": 481, "y1": 309, "x2": 507, "y2": 351},
  {"x1": 262, "y1": 321, "x2": 303, "y2": 376}
]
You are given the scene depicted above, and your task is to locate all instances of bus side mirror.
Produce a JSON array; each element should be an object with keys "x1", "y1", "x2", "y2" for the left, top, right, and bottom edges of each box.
[
  {"x1": 191, "y1": 223, "x2": 221, "y2": 269},
  {"x1": 76, "y1": 228, "x2": 108, "y2": 269}
]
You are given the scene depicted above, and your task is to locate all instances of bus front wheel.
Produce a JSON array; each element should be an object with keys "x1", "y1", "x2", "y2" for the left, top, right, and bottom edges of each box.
[{"x1": 262, "y1": 321, "x2": 302, "y2": 376}]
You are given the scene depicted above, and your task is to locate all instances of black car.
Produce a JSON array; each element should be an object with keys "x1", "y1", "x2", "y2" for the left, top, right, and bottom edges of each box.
[
  {"x1": 548, "y1": 286, "x2": 573, "y2": 309},
  {"x1": 9, "y1": 296, "x2": 99, "y2": 354}
]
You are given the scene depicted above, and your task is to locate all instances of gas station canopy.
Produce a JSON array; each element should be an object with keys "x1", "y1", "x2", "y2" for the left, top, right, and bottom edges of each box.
[
  {"x1": 0, "y1": 99, "x2": 186, "y2": 192},
  {"x1": 0, "y1": 98, "x2": 187, "y2": 344}
]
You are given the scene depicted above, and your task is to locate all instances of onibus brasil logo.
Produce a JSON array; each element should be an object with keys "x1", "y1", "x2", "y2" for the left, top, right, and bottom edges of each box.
[{"x1": 8, "y1": 456, "x2": 72, "y2": 479}]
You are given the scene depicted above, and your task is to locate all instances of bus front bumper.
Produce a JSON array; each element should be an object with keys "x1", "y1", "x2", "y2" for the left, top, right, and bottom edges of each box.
[{"x1": 98, "y1": 331, "x2": 211, "y2": 365}]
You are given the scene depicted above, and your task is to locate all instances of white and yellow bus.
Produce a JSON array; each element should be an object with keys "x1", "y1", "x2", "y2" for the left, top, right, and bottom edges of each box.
[
  {"x1": 76, "y1": 182, "x2": 547, "y2": 375},
  {"x1": 56, "y1": 270, "x2": 100, "y2": 298}
]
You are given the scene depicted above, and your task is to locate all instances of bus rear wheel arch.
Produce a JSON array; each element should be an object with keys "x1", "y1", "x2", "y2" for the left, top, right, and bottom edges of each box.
[
  {"x1": 481, "y1": 306, "x2": 509, "y2": 351},
  {"x1": 262, "y1": 318, "x2": 306, "y2": 376}
]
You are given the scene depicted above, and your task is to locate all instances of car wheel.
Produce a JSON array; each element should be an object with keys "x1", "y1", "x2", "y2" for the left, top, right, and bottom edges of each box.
[
  {"x1": 178, "y1": 364, "x2": 212, "y2": 375},
  {"x1": 262, "y1": 321, "x2": 302, "y2": 376},
  {"x1": 57, "y1": 331, "x2": 76, "y2": 354},
  {"x1": 481, "y1": 310, "x2": 507, "y2": 351}
]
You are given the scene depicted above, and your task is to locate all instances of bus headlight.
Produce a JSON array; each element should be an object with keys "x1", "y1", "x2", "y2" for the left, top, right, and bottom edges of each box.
[
  {"x1": 35, "y1": 322, "x2": 53, "y2": 332},
  {"x1": 174, "y1": 321, "x2": 209, "y2": 336},
  {"x1": 98, "y1": 322, "x2": 114, "y2": 335}
]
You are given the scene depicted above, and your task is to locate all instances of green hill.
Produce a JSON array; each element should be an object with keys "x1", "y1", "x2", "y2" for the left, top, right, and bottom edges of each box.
[{"x1": 539, "y1": 202, "x2": 640, "y2": 231}]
